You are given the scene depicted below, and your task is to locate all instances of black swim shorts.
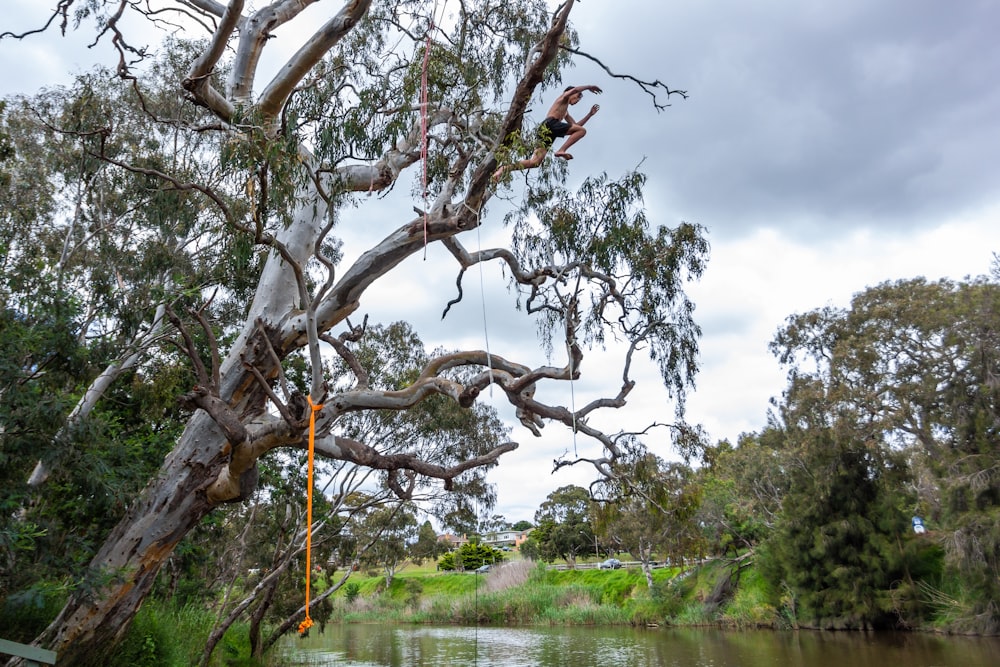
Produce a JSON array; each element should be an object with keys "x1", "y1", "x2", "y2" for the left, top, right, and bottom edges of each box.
[{"x1": 537, "y1": 117, "x2": 571, "y2": 147}]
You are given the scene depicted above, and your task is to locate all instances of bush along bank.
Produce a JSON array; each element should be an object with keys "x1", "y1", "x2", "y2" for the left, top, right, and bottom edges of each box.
[{"x1": 319, "y1": 553, "x2": 993, "y2": 635}]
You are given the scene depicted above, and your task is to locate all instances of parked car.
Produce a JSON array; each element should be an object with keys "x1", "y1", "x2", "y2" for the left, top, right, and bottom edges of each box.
[
  {"x1": 598, "y1": 558, "x2": 622, "y2": 570},
  {"x1": 474, "y1": 564, "x2": 491, "y2": 574}
]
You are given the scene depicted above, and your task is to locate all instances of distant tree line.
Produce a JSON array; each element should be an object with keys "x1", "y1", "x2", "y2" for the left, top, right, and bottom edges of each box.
[{"x1": 517, "y1": 272, "x2": 1000, "y2": 633}]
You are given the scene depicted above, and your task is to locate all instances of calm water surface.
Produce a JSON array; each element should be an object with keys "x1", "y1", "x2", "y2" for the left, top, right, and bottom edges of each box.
[{"x1": 280, "y1": 624, "x2": 1000, "y2": 666}]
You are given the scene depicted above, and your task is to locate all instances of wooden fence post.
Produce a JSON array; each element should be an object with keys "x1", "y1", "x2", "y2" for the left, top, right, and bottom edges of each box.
[{"x1": 0, "y1": 637, "x2": 58, "y2": 666}]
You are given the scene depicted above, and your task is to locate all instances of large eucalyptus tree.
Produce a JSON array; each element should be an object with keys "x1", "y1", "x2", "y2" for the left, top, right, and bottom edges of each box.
[{"x1": 3, "y1": 1, "x2": 704, "y2": 662}]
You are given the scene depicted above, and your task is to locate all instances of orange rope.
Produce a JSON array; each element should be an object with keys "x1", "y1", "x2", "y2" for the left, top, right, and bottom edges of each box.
[{"x1": 297, "y1": 396, "x2": 323, "y2": 636}]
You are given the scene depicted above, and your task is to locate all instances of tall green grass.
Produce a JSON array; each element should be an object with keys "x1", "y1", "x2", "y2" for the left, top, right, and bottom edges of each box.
[
  {"x1": 326, "y1": 562, "x2": 685, "y2": 627},
  {"x1": 720, "y1": 568, "x2": 777, "y2": 628},
  {"x1": 104, "y1": 600, "x2": 278, "y2": 667}
]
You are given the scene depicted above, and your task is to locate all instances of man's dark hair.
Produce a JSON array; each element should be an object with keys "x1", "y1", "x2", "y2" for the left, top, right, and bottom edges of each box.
[{"x1": 564, "y1": 86, "x2": 575, "y2": 92}]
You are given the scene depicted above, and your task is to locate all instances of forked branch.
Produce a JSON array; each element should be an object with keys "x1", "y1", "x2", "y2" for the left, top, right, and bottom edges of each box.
[{"x1": 561, "y1": 45, "x2": 688, "y2": 111}]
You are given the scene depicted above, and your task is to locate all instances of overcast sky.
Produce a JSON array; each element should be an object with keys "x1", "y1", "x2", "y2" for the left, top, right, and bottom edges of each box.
[{"x1": 3, "y1": 0, "x2": 1000, "y2": 525}]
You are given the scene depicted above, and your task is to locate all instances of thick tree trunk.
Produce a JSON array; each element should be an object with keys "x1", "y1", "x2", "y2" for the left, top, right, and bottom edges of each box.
[
  {"x1": 19, "y1": 175, "x2": 471, "y2": 665},
  {"x1": 31, "y1": 410, "x2": 226, "y2": 666},
  {"x1": 23, "y1": 196, "x2": 327, "y2": 665}
]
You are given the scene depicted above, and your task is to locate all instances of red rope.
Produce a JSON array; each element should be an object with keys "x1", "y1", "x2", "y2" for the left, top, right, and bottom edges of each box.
[{"x1": 420, "y1": 21, "x2": 434, "y2": 254}]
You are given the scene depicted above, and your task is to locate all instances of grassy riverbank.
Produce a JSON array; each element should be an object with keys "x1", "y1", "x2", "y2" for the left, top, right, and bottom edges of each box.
[
  {"x1": 97, "y1": 555, "x2": 985, "y2": 666},
  {"x1": 323, "y1": 558, "x2": 771, "y2": 629}
]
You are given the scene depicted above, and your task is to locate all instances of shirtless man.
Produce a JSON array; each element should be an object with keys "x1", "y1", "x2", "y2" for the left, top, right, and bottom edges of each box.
[{"x1": 493, "y1": 84, "x2": 602, "y2": 181}]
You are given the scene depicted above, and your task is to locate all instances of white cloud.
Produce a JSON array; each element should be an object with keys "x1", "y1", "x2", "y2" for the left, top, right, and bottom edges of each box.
[{"x1": 683, "y1": 207, "x2": 1000, "y2": 453}]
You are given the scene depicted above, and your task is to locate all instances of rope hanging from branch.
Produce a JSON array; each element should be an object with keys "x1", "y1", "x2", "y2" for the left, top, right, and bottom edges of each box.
[
  {"x1": 419, "y1": 0, "x2": 446, "y2": 256},
  {"x1": 297, "y1": 396, "x2": 324, "y2": 637},
  {"x1": 419, "y1": 19, "x2": 434, "y2": 257}
]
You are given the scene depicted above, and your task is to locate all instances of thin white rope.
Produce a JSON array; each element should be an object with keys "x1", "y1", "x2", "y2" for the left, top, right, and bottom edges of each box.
[
  {"x1": 475, "y1": 212, "x2": 495, "y2": 397},
  {"x1": 567, "y1": 308, "x2": 578, "y2": 456},
  {"x1": 473, "y1": 498, "x2": 480, "y2": 666}
]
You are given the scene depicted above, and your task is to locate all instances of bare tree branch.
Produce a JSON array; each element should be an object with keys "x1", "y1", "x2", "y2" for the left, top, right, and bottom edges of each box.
[
  {"x1": 309, "y1": 435, "x2": 518, "y2": 491},
  {"x1": 183, "y1": 0, "x2": 245, "y2": 120},
  {"x1": 257, "y1": 0, "x2": 374, "y2": 126},
  {"x1": 561, "y1": 45, "x2": 688, "y2": 111},
  {"x1": 0, "y1": 0, "x2": 74, "y2": 40},
  {"x1": 320, "y1": 322, "x2": 370, "y2": 390}
]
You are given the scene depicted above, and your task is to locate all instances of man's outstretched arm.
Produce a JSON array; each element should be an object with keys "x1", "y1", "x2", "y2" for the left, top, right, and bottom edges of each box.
[
  {"x1": 570, "y1": 104, "x2": 600, "y2": 127},
  {"x1": 568, "y1": 84, "x2": 603, "y2": 96}
]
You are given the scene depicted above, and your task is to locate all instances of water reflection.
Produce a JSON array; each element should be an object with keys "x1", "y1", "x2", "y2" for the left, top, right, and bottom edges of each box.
[{"x1": 281, "y1": 624, "x2": 1000, "y2": 667}]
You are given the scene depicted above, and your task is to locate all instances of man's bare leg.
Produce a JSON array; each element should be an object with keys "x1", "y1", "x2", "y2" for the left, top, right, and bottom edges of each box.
[
  {"x1": 493, "y1": 146, "x2": 548, "y2": 180},
  {"x1": 554, "y1": 126, "x2": 586, "y2": 160}
]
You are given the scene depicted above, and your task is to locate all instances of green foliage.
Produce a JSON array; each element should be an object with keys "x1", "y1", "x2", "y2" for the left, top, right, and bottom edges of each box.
[
  {"x1": 296, "y1": 0, "x2": 560, "y2": 200},
  {"x1": 353, "y1": 503, "x2": 418, "y2": 582},
  {"x1": 537, "y1": 567, "x2": 640, "y2": 606},
  {"x1": 720, "y1": 567, "x2": 777, "y2": 628},
  {"x1": 507, "y1": 171, "x2": 708, "y2": 411},
  {"x1": 0, "y1": 287, "x2": 182, "y2": 597},
  {"x1": 410, "y1": 520, "x2": 445, "y2": 565},
  {"x1": 532, "y1": 485, "x2": 595, "y2": 564},
  {"x1": 697, "y1": 434, "x2": 786, "y2": 556},
  {"x1": 329, "y1": 562, "x2": 696, "y2": 627},
  {"x1": 592, "y1": 451, "x2": 703, "y2": 577},
  {"x1": 437, "y1": 542, "x2": 505, "y2": 571},
  {"x1": 518, "y1": 536, "x2": 541, "y2": 561},
  {"x1": 763, "y1": 425, "x2": 913, "y2": 629},
  {"x1": 0, "y1": 580, "x2": 68, "y2": 644},
  {"x1": 0, "y1": 55, "x2": 230, "y2": 611},
  {"x1": 657, "y1": 559, "x2": 738, "y2": 626},
  {"x1": 766, "y1": 277, "x2": 1000, "y2": 632}
]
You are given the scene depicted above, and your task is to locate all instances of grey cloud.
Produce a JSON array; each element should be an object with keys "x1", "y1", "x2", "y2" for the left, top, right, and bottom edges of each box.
[{"x1": 567, "y1": 0, "x2": 1000, "y2": 240}]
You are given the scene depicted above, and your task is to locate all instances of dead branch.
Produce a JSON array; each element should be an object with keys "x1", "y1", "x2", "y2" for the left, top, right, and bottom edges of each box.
[
  {"x1": 440, "y1": 236, "x2": 567, "y2": 317},
  {"x1": 561, "y1": 45, "x2": 688, "y2": 111},
  {"x1": 241, "y1": 359, "x2": 304, "y2": 428},
  {"x1": 254, "y1": 317, "x2": 293, "y2": 401},
  {"x1": 319, "y1": 325, "x2": 371, "y2": 390},
  {"x1": 94, "y1": 0, "x2": 149, "y2": 82},
  {"x1": 167, "y1": 302, "x2": 250, "y2": 450},
  {"x1": 166, "y1": 303, "x2": 212, "y2": 395},
  {"x1": 0, "y1": 1, "x2": 71, "y2": 40}
]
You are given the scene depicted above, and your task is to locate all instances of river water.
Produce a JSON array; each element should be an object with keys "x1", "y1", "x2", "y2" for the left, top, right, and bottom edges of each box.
[{"x1": 279, "y1": 623, "x2": 1000, "y2": 666}]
